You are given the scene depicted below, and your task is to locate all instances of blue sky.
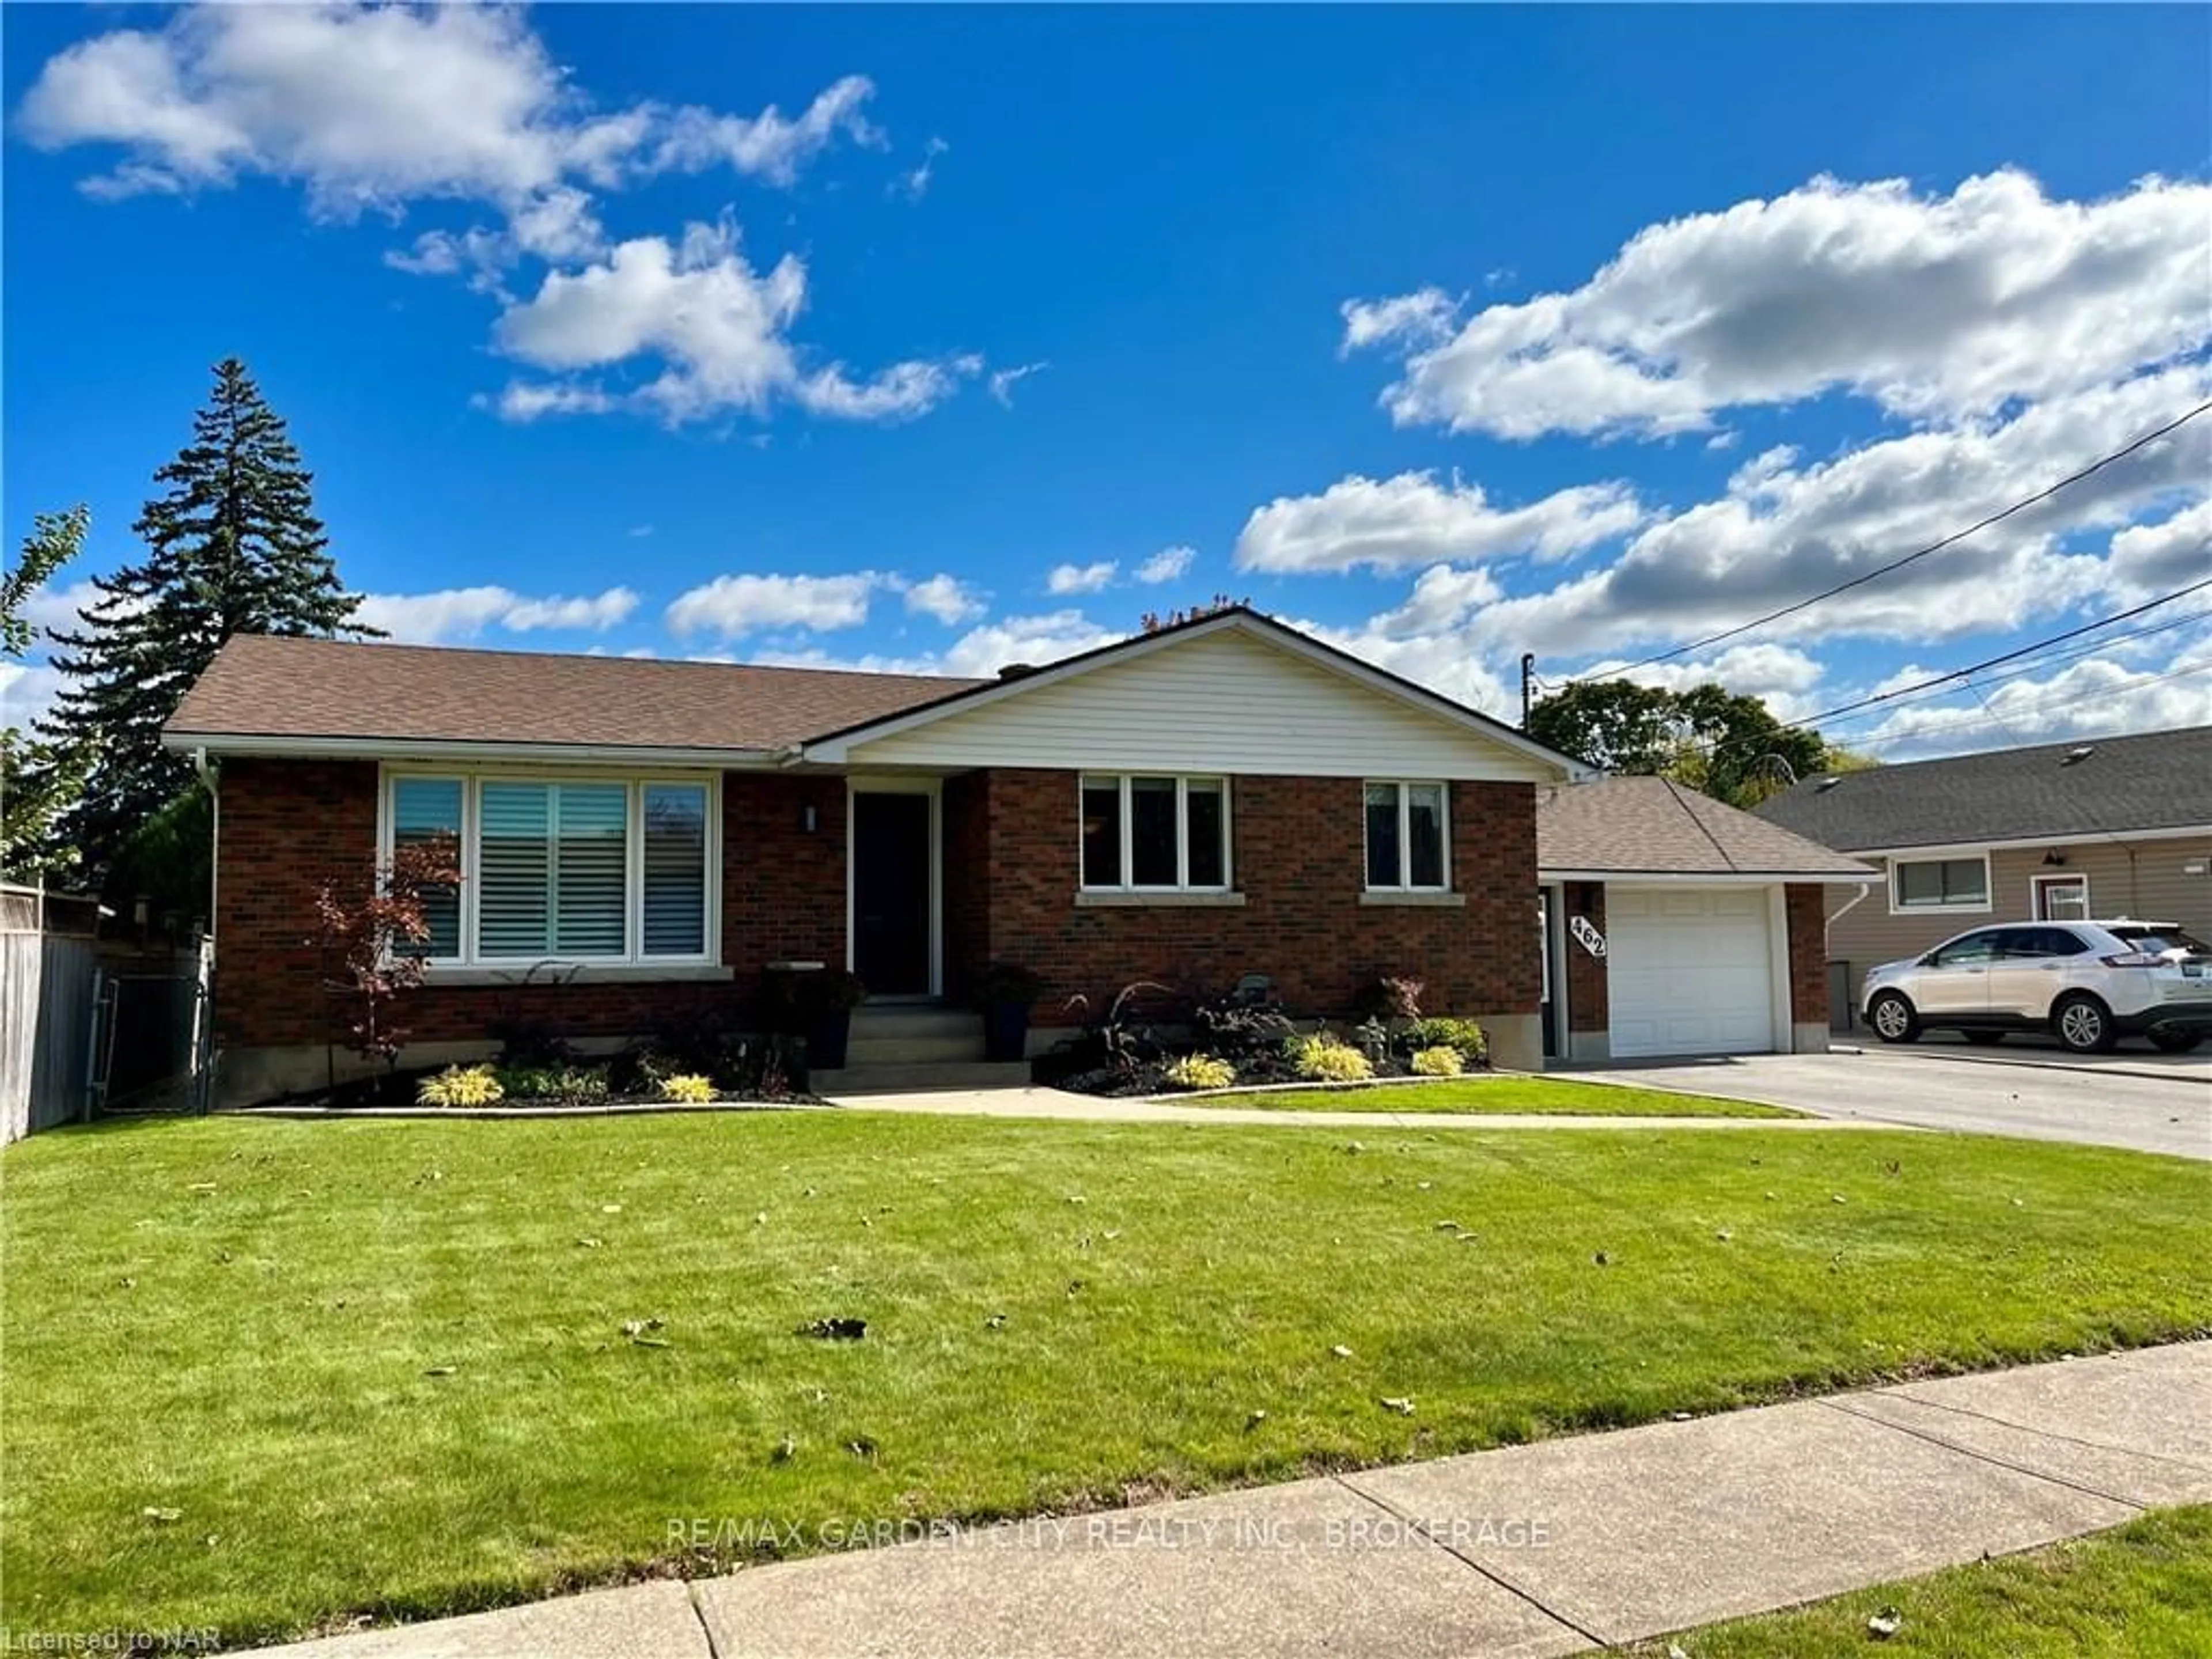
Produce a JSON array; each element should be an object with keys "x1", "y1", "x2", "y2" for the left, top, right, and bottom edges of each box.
[{"x1": 6, "y1": 3, "x2": 2209, "y2": 757}]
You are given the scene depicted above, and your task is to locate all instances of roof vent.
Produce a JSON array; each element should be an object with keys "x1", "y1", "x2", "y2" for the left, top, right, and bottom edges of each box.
[
  {"x1": 1813, "y1": 775, "x2": 1842, "y2": 793},
  {"x1": 2061, "y1": 745, "x2": 2097, "y2": 766},
  {"x1": 997, "y1": 662, "x2": 1037, "y2": 681}
]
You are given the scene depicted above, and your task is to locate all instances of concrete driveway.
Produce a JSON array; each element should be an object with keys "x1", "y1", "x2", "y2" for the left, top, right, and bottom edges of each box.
[{"x1": 1570, "y1": 1047, "x2": 2212, "y2": 1161}]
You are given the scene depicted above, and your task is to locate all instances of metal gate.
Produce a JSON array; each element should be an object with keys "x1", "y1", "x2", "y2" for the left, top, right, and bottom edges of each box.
[{"x1": 89, "y1": 945, "x2": 213, "y2": 1117}]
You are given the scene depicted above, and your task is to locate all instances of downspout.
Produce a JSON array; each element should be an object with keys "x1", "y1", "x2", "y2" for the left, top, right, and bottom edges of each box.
[
  {"x1": 1826, "y1": 881, "x2": 1872, "y2": 1034},
  {"x1": 1825, "y1": 881, "x2": 1873, "y2": 949},
  {"x1": 192, "y1": 747, "x2": 218, "y2": 1116}
]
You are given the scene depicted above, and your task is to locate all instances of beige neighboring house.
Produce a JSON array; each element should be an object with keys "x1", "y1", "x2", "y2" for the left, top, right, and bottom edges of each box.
[{"x1": 1755, "y1": 725, "x2": 2212, "y2": 1025}]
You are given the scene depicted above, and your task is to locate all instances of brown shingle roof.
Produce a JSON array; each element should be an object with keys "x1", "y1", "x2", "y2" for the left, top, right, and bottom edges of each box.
[
  {"x1": 165, "y1": 634, "x2": 984, "y2": 755},
  {"x1": 1537, "y1": 775, "x2": 1876, "y2": 878}
]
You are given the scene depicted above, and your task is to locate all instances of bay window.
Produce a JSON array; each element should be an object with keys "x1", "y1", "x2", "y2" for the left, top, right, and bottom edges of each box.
[
  {"x1": 1080, "y1": 774, "x2": 1230, "y2": 891},
  {"x1": 383, "y1": 772, "x2": 717, "y2": 966},
  {"x1": 1365, "y1": 781, "x2": 1449, "y2": 891}
]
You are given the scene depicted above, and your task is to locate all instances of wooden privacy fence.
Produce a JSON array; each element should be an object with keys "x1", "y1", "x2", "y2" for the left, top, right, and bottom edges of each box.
[{"x1": 1, "y1": 885, "x2": 102, "y2": 1144}]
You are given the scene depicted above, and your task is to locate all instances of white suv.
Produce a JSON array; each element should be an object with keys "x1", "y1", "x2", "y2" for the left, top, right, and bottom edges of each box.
[{"x1": 1862, "y1": 918, "x2": 2212, "y2": 1055}]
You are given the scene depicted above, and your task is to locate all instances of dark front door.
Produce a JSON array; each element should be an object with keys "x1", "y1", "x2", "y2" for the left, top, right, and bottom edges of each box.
[{"x1": 853, "y1": 791, "x2": 933, "y2": 996}]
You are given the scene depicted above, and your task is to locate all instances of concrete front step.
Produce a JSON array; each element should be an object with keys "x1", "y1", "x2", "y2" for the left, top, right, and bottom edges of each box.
[
  {"x1": 813, "y1": 1059, "x2": 1035, "y2": 1095},
  {"x1": 849, "y1": 1005, "x2": 982, "y2": 1040},
  {"x1": 844, "y1": 1031, "x2": 987, "y2": 1065}
]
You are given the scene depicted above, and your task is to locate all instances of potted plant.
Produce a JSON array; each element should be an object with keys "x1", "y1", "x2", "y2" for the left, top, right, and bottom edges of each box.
[
  {"x1": 797, "y1": 967, "x2": 867, "y2": 1071},
  {"x1": 972, "y1": 961, "x2": 1047, "y2": 1062}
]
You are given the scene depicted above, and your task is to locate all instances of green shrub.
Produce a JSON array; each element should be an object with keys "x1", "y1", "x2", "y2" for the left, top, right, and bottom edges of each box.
[
  {"x1": 1410, "y1": 1017, "x2": 1487, "y2": 1066},
  {"x1": 659, "y1": 1074, "x2": 717, "y2": 1104},
  {"x1": 494, "y1": 1064, "x2": 609, "y2": 1102},
  {"x1": 1410, "y1": 1045, "x2": 1464, "y2": 1077},
  {"x1": 418, "y1": 1065, "x2": 505, "y2": 1108},
  {"x1": 1291, "y1": 1035, "x2": 1373, "y2": 1082},
  {"x1": 1164, "y1": 1054, "x2": 1237, "y2": 1090}
]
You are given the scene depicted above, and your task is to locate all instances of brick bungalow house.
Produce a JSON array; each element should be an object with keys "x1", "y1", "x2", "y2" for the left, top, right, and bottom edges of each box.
[{"x1": 161, "y1": 608, "x2": 1861, "y2": 1103}]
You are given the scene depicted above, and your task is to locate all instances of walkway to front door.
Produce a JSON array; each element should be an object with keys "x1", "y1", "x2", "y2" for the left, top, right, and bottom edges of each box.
[{"x1": 851, "y1": 789, "x2": 934, "y2": 997}]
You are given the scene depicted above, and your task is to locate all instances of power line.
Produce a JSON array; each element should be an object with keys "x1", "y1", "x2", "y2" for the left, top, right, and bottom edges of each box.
[
  {"x1": 1815, "y1": 604, "x2": 2212, "y2": 724},
  {"x1": 1581, "y1": 400, "x2": 2212, "y2": 681},
  {"x1": 1781, "y1": 576, "x2": 2212, "y2": 732},
  {"x1": 1814, "y1": 660, "x2": 2212, "y2": 753},
  {"x1": 1663, "y1": 575, "x2": 2212, "y2": 773}
]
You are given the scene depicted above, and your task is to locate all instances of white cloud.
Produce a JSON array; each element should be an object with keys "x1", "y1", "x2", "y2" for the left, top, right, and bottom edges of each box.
[
  {"x1": 1338, "y1": 287, "x2": 1456, "y2": 354},
  {"x1": 487, "y1": 381, "x2": 618, "y2": 422},
  {"x1": 1456, "y1": 367, "x2": 2212, "y2": 662},
  {"x1": 1134, "y1": 546, "x2": 1195, "y2": 585},
  {"x1": 357, "y1": 585, "x2": 638, "y2": 644},
  {"x1": 1850, "y1": 642, "x2": 2212, "y2": 757},
  {"x1": 893, "y1": 135, "x2": 948, "y2": 201},
  {"x1": 1234, "y1": 471, "x2": 1644, "y2": 574},
  {"x1": 934, "y1": 611, "x2": 1122, "y2": 677},
  {"x1": 0, "y1": 660, "x2": 67, "y2": 729},
  {"x1": 664, "y1": 572, "x2": 884, "y2": 640},
  {"x1": 794, "y1": 355, "x2": 983, "y2": 423},
  {"x1": 754, "y1": 609, "x2": 1124, "y2": 681},
  {"x1": 1585, "y1": 643, "x2": 1830, "y2": 722},
  {"x1": 20, "y1": 9, "x2": 946, "y2": 432},
  {"x1": 987, "y1": 361, "x2": 1049, "y2": 407},
  {"x1": 650, "y1": 75, "x2": 881, "y2": 187},
  {"x1": 1352, "y1": 171, "x2": 2212, "y2": 440},
  {"x1": 901, "y1": 574, "x2": 988, "y2": 626},
  {"x1": 20, "y1": 7, "x2": 875, "y2": 213},
  {"x1": 1287, "y1": 613, "x2": 1515, "y2": 718},
  {"x1": 491, "y1": 219, "x2": 978, "y2": 425},
  {"x1": 14, "y1": 579, "x2": 109, "y2": 640},
  {"x1": 1364, "y1": 566, "x2": 1503, "y2": 638},
  {"x1": 2102, "y1": 501, "x2": 2212, "y2": 604},
  {"x1": 627, "y1": 524, "x2": 655, "y2": 540},
  {"x1": 1047, "y1": 560, "x2": 1118, "y2": 596}
]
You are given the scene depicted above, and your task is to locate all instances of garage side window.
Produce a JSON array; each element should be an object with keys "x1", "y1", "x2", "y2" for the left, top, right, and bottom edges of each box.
[
  {"x1": 1891, "y1": 855, "x2": 1988, "y2": 912},
  {"x1": 1365, "y1": 782, "x2": 1448, "y2": 891}
]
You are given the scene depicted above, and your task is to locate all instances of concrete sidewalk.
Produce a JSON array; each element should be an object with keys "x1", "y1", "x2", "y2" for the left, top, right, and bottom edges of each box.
[
  {"x1": 822, "y1": 1083, "x2": 1910, "y2": 1133},
  {"x1": 243, "y1": 1342, "x2": 2209, "y2": 1658}
]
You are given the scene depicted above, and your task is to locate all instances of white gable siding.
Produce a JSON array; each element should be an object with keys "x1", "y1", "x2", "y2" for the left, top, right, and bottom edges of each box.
[{"x1": 844, "y1": 628, "x2": 1559, "y2": 779}]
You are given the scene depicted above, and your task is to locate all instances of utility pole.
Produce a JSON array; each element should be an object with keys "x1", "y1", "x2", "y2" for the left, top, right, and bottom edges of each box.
[{"x1": 1519, "y1": 653, "x2": 1536, "y2": 729}]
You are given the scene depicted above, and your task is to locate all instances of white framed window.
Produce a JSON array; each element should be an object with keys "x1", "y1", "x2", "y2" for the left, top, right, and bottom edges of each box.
[
  {"x1": 381, "y1": 770, "x2": 718, "y2": 967},
  {"x1": 1364, "y1": 781, "x2": 1449, "y2": 891},
  {"x1": 1889, "y1": 854, "x2": 1990, "y2": 914},
  {"x1": 1078, "y1": 774, "x2": 1231, "y2": 891}
]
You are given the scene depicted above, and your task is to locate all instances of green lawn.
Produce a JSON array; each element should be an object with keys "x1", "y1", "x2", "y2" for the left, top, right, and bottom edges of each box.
[
  {"x1": 1168, "y1": 1078, "x2": 1800, "y2": 1117},
  {"x1": 3, "y1": 1113, "x2": 2207, "y2": 1644},
  {"x1": 1628, "y1": 1505, "x2": 2212, "y2": 1657}
]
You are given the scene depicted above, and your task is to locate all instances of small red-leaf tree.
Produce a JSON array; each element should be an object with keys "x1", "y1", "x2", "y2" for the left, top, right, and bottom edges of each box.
[{"x1": 308, "y1": 835, "x2": 461, "y2": 1092}]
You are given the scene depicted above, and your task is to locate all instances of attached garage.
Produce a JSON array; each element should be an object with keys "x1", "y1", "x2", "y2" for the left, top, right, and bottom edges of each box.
[
  {"x1": 1536, "y1": 777, "x2": 1878, "y2": 1065},
  {"x1": 1605, "y1": 885, "x2": 1780, "y2": 1058}
]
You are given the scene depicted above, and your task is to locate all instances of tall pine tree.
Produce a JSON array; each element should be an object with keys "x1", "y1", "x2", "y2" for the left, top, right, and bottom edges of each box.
[{"x1": 40, "y1": 358, "x2": 374, "y2": 891}]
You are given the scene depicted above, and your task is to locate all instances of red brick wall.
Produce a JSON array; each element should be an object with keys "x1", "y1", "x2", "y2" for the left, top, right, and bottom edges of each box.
[
  {"x1": 941, "y1": 770, "x2": 991, "y2": 1004},
  {"x1": 1786, "y1": 883, "x2": 1828, "y2": 1026},
  {"x1": 1562, "y1": 882, "x2": 1609, "y2": 1033},
  {"x1": 215, "y1": 758, "x2": 381, "y2": 1049},
  {"x1": 958, "y1": 771, "x2": 1540, "y2": 1018},
  {"x1": 212, "y1": 760, "x2": 847, "y2": 1051}
]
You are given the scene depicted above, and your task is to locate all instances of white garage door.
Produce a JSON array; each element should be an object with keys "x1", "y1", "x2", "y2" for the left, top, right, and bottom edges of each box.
[{"x1": 1607, "y1": 886, "x2": 1778, "y2": 1059}]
